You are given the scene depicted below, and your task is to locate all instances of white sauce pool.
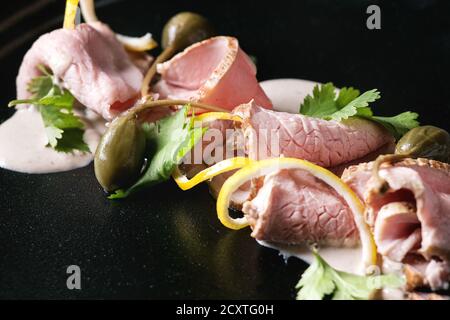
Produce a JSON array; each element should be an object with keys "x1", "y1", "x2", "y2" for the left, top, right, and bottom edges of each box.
[
  {"x1": 0, "y1": 106, "x2": 105, "y2": 173},
  {"x1": 258, "y1": 240, "x2": 363, "y2": 274},
  {"x1": 260, "y1": 78, "x2": 320, "y2": 113}
]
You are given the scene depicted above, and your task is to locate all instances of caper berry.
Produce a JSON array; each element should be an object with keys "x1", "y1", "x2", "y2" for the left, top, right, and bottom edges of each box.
[
  {"x1": 395, "y1": 125, "x2": 450, "y2": 163},
  {"x1": 162, "y1": 12, "x2": 215, "y2": 51},
  {"x1": 94, "y1": 115, "x2": 146, "y2": 192}
]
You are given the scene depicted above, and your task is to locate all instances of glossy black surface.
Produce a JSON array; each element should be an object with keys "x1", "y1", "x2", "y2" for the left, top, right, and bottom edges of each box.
[{"x1": 0, "y1": 0, "x2": 449, "y2": 299}]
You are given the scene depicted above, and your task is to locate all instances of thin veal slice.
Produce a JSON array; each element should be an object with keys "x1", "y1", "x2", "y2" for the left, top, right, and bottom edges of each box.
[
  {"x1": 217, "y1": 157, "x2": 377, "y2": 270},
  {"x1": 16, "y1": 22, "x2": 143, "y2": 120},
  {"x1": 153, "y1": 36, "x2": 273, "y2": 112},
  {"x1": 342, "y1": 158, "x2": 450, "y2": 290}
]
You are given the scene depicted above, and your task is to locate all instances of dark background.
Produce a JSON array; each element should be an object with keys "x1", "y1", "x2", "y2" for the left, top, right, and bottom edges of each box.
[{"x1": 0, "y1": 0, "x2": 449, "y2": 299}]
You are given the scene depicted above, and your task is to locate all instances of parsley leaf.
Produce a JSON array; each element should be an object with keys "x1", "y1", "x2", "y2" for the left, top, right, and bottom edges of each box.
[
  {"x1": 369, "y1": 112, "x2": 420, "y2": 139},
  {"x1": 299, "y1": 83, "x2": 419, "y2": 140},
  {"x1": 296, "y1": 250, "x2": 405, "y2": 300},
  {"x1": 300, "y1": 82, "x2": 338, "y2": 118},
  {"x1": 110, "y1": 106, "x2": 205, "y2": 199},
  {"x1": 324, "y1": 89, "x2": 381, "y2": 121},
  {"x1": 336, "y1": 87, "x2": 360, "y2": 108},
  {"x1": 8, "y1": 66, "x2": 89, "y2": 153}
]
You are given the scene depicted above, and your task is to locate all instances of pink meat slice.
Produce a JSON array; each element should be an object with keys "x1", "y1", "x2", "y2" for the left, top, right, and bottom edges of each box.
[
  {"x1": 16, "y1": 22, "x2": 143, "y2": 120},
  {"x1": 374, "y1": 202, "x2": 422, "y2": 261},
  {"x1": 342, "y1": 158, "x2": 450, "y2": 290},
  {"x1": 153, "y1": 36, "x2": 272, "y2": 111},
  {"x1": 242, "y1": 169, "x2": 359, "y2": 246},
  {"x1": 233, "y1": 101, "x2": 394, "y2": 168}
]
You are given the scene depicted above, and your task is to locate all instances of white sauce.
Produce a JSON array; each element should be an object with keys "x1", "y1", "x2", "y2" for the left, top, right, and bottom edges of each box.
[
  {"x1": 0, "y1": 106, "x2": 105, "y2": 173},
  {"x1": 260, "y1": 78, "x2": 320, "y2": 113},
  {"x1": 258, "y1": 240, "x2": 363, "y2": 274}
]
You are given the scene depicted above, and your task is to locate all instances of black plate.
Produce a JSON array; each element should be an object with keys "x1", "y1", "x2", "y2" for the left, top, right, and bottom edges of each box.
[{"x1": 0, "y1": 0, "x2": 449, "y2": 299}]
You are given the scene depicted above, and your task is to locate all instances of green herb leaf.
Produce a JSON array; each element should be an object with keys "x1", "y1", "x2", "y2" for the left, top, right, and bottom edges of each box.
[
  {"x1": 299, "y1": 83, "x2": 419, "y2": 139},
  {"x1": 8, "y1": 65, "x2": 89, "y2": 153},
  {"x1": 296, "y1": 250, "x2": 405, "y2": 300},
  {"x1": 109, "y1": 106, "x2": 205, "y2": 199},
  {"x1": 336, "y1": 87, "x2": 360, "y2": 108},
  {"x1": 300, "y1": 82, "x2": 338, "y2": 117},
  {"x1": 325, "y1": 89, "x2": 380, "y2": 122},
  {"x1": 369, "y1": 112, "x2": 420, "y2": 139},
  {"x1": 295, "y1": 251, "x2": 335, "y2": 300}
]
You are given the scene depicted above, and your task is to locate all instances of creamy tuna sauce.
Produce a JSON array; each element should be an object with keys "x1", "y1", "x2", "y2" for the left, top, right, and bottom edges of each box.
[
  {"x1": 260, "y1": 78, "x2": 319, "y2": 114},
  {"x1": 258, "y1": 240, "x2": 362, "y2": 273},
  {"x1": 0, "y1": 106, "x2": 105, "y2": 173}
]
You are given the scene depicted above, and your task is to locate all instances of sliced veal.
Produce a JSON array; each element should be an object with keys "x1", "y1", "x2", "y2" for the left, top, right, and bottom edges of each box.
[
  {"x1": 153, "y1": 36, "x2": 273, "y2": 111},
  {"x1": 233, "y1": 101, "x2": 394, "y2": 167},
  {"x1": 342, "y1": 158, "x2": 450, "y2": 290},
  {"x1": 16, "y1": 22, "x2": 143, "y2": 120}
]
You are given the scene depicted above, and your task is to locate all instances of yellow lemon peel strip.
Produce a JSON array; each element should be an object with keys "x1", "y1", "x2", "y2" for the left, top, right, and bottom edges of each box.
[
  {"x1": 216, "y1": 157, "x2": 377, "y2": 269},
  {"x1": 173, "y1": 157, "x2": 252, "y2": 191},
  {"x1": 64, "y1": 0, "x2": 80, "y2": 30}
]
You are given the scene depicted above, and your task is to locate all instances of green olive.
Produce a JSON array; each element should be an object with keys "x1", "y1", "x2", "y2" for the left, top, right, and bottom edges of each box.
[
  {"x1": 395, "y1": 125, "x2": 450, "y2": 162},
  {"x1": 94, "y1": 115, "x2": 146, "y2": 192},
  {"x1": 162, "y1": 12, "x2": 215, "y2": 52}
]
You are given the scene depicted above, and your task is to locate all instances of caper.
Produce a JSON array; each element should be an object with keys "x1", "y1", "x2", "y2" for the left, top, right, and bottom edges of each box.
[
  {"x1": 141, "y1": 12, "x2": 215, "y2": 97},
  {"x1": 162, "y1": 12, "x2": 215, "y2": 51},
  {"x1": 395, "y1": 125, "x2": 450, "y2": 162},
  {"x1": 94, "y1": 115, "x2": 146, "y2": 192}
]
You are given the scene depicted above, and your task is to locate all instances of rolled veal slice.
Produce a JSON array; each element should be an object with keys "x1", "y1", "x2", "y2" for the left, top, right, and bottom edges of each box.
[
  {"x1": 217, "y1": 157, "x2": 377, "y2": 270},
  {"x1": 154, "y1": 36, "x2": 273, "y2": 111},
  {"x1": 342, "y1": 158, "x2": 450, "y2": 290},
  {"x1": 16, "y1": 22, "x2": 143, "y2": 120}
]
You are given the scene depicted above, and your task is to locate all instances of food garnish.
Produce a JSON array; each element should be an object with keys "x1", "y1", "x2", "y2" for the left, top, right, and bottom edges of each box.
[
  {"x1": 296, "y1": 249, "x2": 405, "y2": 300},
  {"x1": 109, "y1": 106, "x2": 204, "y2": 198},
  {"x1": 93, "y1": 99, "x2": 228, "y2": 196},
  {"x1": 173, "y1": 157, "x2": 251, "y2": 191},
  {"x1": 94, "y1": 114, "x2": 146, "y2": 192},
  {"x1": 299, "y1": 83, "x2": 419, "y2": 139},
  {"x1": 63, "y1": 0, "x2": 80, "y2": 30},
  {"x1": 395, "y1": 125, "x2": 450, "y2": 163},
  {"x1": 8, "y1": 65, "x2": 89, "y2": 153}
]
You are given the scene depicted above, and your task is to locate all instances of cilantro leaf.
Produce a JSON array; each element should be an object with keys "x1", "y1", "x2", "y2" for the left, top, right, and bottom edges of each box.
[
  {"x1": 300, "y1": 82, "x2": 337, "y2": 117},
  {"x1": 325, "y1": 89, "x2": 380, "y2": 121},
  {"x1": 369, "y1": 112, "x2": 420, "y2": 139},
  {"x1": 336, "y1": 87, "x2": 360, "y2": 108},
  {"x1": 295, "y1": 251, "x2": 335, "y2": 300},
  {"x1": 110, "y1": 106, "x2": 204, "y2": 199},
  {"x1": 296, "y1": 250, "x2": 405, "y2": 300},
  {"x1": 8, "y1": 65, "x2": 89, "y2": 153},
  {"x1": 299, "y1": 83, "x2": 419, "y2": 139},
  {"x1": 45, "y1": 126, "x2": 63, "y2": 148}
]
